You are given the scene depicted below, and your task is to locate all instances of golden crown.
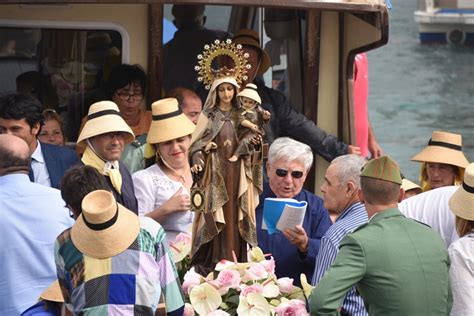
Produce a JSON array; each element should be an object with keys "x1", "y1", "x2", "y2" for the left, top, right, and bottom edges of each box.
[{"x1": 195, "y1": 39, "x2": 251, "y2": 89}]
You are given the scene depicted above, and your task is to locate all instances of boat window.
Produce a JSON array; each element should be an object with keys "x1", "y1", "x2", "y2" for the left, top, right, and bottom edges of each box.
[{"x1": 0, "y1": 25, "x2": 123, "y2": 141}]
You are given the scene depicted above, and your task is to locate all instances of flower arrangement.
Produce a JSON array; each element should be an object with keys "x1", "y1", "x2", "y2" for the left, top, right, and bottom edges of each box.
[{"x1": 180, "y1": 247, "x2": 312, "y2": 316}]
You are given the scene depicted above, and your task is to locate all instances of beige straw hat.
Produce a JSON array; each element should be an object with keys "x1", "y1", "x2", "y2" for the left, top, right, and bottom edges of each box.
[
  {"x1": 401, "y1": 178, "x2": 422, "y2": 192},
  {"x1": 71, "y1": 190, "x2": 140, "y2": 259},
  {"x1": 411, "y1": 131, "x2": 469, "y2": 168},
  {"x1": 77, "y1": 101, "x2": 135, "y2": 148},
  {"x1": 39, "y1": 280, "x2": 64, "y2": 303},
  {"x1": 147, "y1": 98, "x2": 195, "y2": 144},
  {"x1": 237, "y1": 83, "x2": 261, "y2": 104},
  {"x1": 449, "y1": 163, "x2": 474, "y2": 221}
]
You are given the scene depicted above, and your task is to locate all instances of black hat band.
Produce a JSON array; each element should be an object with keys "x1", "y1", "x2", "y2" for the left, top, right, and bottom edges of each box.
[
  {"x1": 153, "y1": 108, "x2": 182, "y2": 121},
  {"x1": 88, "y1": 109, "x2": 121, "y2": 120},
  {"x1": 463, "y1": 181, "x2": 474, "y2": 194},
  {"x1": 428, "y1": 139, "x2": 462, "y2": 151},
  {"x1": 82, "y1": 205, "x2": 119, "y2": 231}
]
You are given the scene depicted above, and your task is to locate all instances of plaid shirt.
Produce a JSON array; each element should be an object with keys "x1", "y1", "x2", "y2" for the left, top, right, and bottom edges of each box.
[{"x1": 55, "y1": 217, "x2": 184, "y2": 315}]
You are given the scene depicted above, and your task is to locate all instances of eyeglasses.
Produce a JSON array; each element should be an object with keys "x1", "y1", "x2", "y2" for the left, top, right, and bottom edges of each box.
[
  {"x1": 101, "y1": 131, "x2": 126, "y2": 140},
  {"x1": 275, "y1": 168, "x2": 304, "y2": 179},
  {"x1": 115, "y1": 91, "x2": 144, "y2": 101}
]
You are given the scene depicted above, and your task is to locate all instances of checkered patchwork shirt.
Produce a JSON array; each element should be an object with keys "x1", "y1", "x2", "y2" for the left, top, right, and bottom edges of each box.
[{"x1": 54, "y1": 217, "x2": 184, "y2": 315}]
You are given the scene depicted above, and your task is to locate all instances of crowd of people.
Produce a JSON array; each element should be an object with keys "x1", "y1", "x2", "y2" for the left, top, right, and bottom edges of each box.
[{"x1": 0, "y1": 4, "x2": 472, "y2": 316}]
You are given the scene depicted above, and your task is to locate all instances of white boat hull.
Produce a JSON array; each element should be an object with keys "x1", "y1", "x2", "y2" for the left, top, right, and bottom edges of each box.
[{"x1": 414, "y1": 8, "x2": 474, "y2": 44}]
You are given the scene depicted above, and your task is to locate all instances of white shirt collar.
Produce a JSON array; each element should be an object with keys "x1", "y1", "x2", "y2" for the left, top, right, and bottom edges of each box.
[{"x1": 31, "y1": 141, "x2": 45, "y2": 164}]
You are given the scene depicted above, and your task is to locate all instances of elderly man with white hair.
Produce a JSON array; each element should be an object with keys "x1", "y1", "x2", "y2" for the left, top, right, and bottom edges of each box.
[
  {"x1": 312, "y1": 154, "x2": 369, "y2": 315},
  {"x1": 256, "y1": 137, "x2": 332, "y2": 285}
]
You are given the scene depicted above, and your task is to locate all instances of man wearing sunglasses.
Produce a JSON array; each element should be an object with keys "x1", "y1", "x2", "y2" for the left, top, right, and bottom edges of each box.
[{"x1": 255, "y1": 137, "x2": 332, "y2": 285}]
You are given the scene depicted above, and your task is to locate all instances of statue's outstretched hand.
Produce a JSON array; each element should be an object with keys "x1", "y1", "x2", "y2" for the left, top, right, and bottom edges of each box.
[
  {"x1": 191, "y1": 152, "x2": 205, "y2": 174},
  {"x1": 204, "y1": 141, "x2": 217, "y2": 153}
]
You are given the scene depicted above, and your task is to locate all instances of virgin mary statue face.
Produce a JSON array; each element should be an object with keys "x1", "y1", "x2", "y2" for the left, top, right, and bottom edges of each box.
[{"x1": 217, "y1": 83, "x2": 235, "y2": 106}]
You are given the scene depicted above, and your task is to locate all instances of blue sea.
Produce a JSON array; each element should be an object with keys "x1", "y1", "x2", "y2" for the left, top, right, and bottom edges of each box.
[{"x1": 368, "y1": 0, "x2": 474, "y2": 181}]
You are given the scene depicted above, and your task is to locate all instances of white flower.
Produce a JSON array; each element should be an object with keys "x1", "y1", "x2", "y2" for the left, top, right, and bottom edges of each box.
[
  {"x1": 237, "y1": 292, "x2": 272, "y2": 316},
  {"x1": 248, "y1": 246, "x2": 265, "y2": 262},
  {"x1": 195, "y1": 66, "x2": 200, "y2": 71},
  {"x1": 300, "y1": 273, "x2": 314, "y2": 299},
  {"x1": 226, "y1": 39, "x2": 232, "y2": 44},
  {"x1": 214, "y1": 39, "x2": 220, "y2": 44},
  {"x1": 208, "y1": 310, "x2": 230, "y2": 316},
  {"x1": 189, "y1": 283, "x2": 222, "y2": 315},
  {"x1": 237, "y1": 44, "x2": 242, "y2": 49},
  {"x1": 246, "y1": 64, "x2": 252, "y2": 69},
  {"x1": 263, "y1": 280, "x2": 280, "y2": 298},
  {"x1": 244, "y1": 52, "x2": 249, "y2": 58},
  {"x1": 182, "y1": 267, "x2": 203, "y2": 294},
  {"x1": 197, "y1": 54, "x2": 203, "y2": 59}
]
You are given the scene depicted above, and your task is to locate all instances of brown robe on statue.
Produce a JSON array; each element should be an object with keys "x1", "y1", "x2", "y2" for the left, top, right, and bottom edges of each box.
[{"x1": 190, "y1": 106, "x2": 260, "y2": 275}]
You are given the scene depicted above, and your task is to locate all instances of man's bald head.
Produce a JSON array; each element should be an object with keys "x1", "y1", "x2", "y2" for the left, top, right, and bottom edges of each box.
[{"x1": 0, "y1": 134, "x2": 31, "y2": 175}]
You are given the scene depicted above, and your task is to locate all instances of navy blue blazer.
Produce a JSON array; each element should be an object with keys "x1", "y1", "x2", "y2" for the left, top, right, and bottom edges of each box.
[{"x1": 38, "y1": 142, "x2": 79, "y2": 189}]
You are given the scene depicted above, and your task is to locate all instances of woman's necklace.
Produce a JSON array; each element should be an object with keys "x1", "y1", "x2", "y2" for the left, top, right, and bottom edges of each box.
[{"x1": 160, "y1": 157, "x2": 190, "y2": 184}]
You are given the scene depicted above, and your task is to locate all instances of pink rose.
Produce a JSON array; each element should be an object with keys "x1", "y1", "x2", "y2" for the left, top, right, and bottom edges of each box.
[
  {"x1": 277, "y1": 277, "x2": 295, "y2": 294},
  {"x1": 274, "y1": 299, "x2": 308, "y2": 316},
  {"x1": 183, "y1": 303, "x2": 195, "y2": 316},
  {"x1": 260, "y1": 257, "x2": 276, "y2": 275},
  {"x1": 182, "y1": 267, "x2": 202, "y2": 294},
  {"x1": 216, "y1": 269, "x2": 241, "y2": 289},
  {"x1": 241, "y1": 262, "x2": 268, "y2": 282},
  {"x1": 240, "y1": 284, "x2": 264, "y2": 297}
]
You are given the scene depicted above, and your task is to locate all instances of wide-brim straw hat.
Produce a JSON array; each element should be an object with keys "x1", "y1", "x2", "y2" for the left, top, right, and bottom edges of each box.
[
  {"x1": 401, "y1": 178, "x2": 422, "y2": 193},
  {"x1": 233, "y1": 29, "x2": 271, "y2": 76},
  {"x1": 77, "y1": 101, "x2": 135, "y2": 148},
  {"x1": 237, "y1": 83, "x2": 261, "y2": 104},
  {"x1": 147, "y1": 98, "x2": 195, "y2": 144},
  {"x1": 39, "y1": 280, "x2": 64, "y2": 303},
  {"x1": 449, "y1": 162, "x2": 474, "y2": 220},
  {"x1": 411, "y1": 131, "x2": 469, "y2": 168},
  {"x1": 71, "y1": 190, "x2": 140, "y2": 259}
]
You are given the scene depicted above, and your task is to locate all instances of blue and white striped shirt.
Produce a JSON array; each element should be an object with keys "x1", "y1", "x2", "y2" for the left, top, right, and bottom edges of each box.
[{"x1": 312, "y1": 202, "x2": 369, "y2": 316}]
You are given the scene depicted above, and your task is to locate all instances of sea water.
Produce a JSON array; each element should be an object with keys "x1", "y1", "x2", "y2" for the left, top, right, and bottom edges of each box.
[{"x1": 368, "y1": 0, "x2": 474, "y2": 181}]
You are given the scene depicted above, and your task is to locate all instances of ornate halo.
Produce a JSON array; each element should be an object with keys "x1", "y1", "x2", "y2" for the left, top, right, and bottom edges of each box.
[{"x1": 195, "y1": 39, "x2": 251, "y2": 89}]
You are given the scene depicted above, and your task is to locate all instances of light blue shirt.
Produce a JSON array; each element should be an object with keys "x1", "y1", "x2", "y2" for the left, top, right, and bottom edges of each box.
[
  {"x1": 312, "y1": 202, "x2": 369, "y2": 316},
  {"x1": 31, "y1": 141, "x2": 52, "y2": 187},
  {"x1": 0, "y1": 173, "x2": 74, "y2": 315}
]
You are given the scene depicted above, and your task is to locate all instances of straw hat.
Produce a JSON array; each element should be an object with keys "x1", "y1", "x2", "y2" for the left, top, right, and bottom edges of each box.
[
  {"x1": 77, "y1": 101, "x2": 135, "y2": 148},
  {"x1": 237, "y1": 83, "x2": 261, "y2": 104},
  {"x1": 71, "y1": 190, "x2": 140, "y2": 259},
  {"x1": 449, "y1": 163, "x2": 474, "y2": 220},
  {"x1": 147, "y1": 98, "x2": 195, "y2": 144},
  {"x1": 411, "y1": 131, "x2": 469, "y2": 168},
  {"x1": 233, "y1": 29, "x2": 271, "y2": 75},
  {"x1": 401, "y1": 178, "x2": 422, "y2": 193},
  {"x1": 39, "y1": 280, "x2": 64, "y2": 303}
]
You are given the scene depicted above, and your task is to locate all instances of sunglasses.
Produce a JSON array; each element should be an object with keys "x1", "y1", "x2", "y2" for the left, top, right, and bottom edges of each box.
[{"x1": 275, "y1": 168, "x2": 304, "y2": 179}]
